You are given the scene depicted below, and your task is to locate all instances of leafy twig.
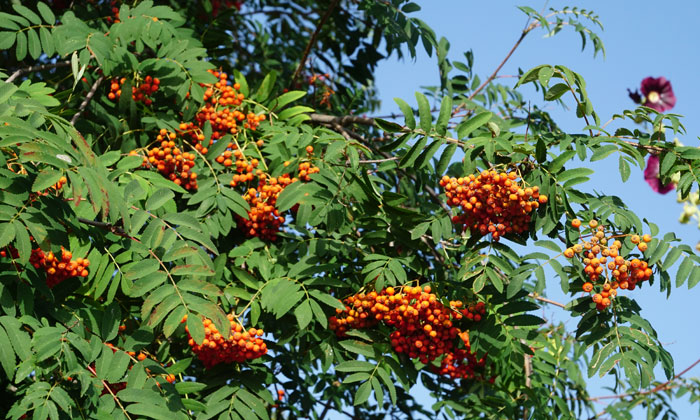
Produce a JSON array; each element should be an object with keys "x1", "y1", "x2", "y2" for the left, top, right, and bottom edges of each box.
[
  {"x1": 289, "y1": 0, "x2": 340, "y2": 87},
  {"x1": 6, "y1": 60, "x2": 71, "y2": 83},
  {"x1": 78, "y1": 217, "x2": 130, "y2": 237},
  {"x1": 71, "y1": 75, "x2": 105, "y2": 125},
  {"x1": 85, "y1": 364, "x2": 132, "y2": 420},
  {"x1": 528, "y1": 293, "x2": 567, "y2": 309},
  {"x1": 590, "y1": 357, "x2": 700, "y2": 403}
]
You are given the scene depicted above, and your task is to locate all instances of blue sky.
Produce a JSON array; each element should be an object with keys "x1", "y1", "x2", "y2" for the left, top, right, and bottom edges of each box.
[{"x1": 370, "y1": 1, "x2": 700, "y2": 418}]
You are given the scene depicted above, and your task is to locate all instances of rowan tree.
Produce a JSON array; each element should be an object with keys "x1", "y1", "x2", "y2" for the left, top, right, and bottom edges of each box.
[{"x1": 0, "y1": 1, "x2": 699, "y2": 419}]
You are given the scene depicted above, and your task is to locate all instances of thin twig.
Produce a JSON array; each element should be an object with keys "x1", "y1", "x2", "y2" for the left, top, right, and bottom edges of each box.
[
  {"x1": 77, "y1": 217, "x2": 130, "y2": 238},
  {"x1": 590, "y1": 357, "x2": 700, "y2": 403},
  {"x1": 310, "y1": 113, "x2": 469, "y2": 148},
  {"x1": 6, "y1": 60, "x2": 72, "y2": 83},
  {"x1": 357, "y1": 157, "x2": 399, "y2": 164},
  {"x1": 451, "y1": 20, "x2": 538, "y2": 118},
  {"x1": 467, "y1": 29, "x2": 529, "y2": 103},
  {"x1": 310, "y1": 112, "x2": 667, "y2": 156},
  {"x1": 314, "y1": 400, "x2": 354, "y2": 419},
  {"x1": 310, "y1": 113, "x2": 374, "y2": 126},
  {"x1": 289, "y1": 0, "x2": 340, "y2": 87},
  {"x1": 588, "y1": 357, "x2": 700, "y2": 419},
  {"x1": 71, "y1": 75, "x2": 105, "y2": 125},
  {"x1": 85, "y1": 364, "x2": 133, "y2": 420},
  {"x1": 528, "y1": 293, "x2": 567, "y2": 309},
  {"x1": 319, "y1": 120, "x2": 452, "y2": 214},
  {"x1": 522, "y1": 345, "x2": 533, "y2": 420}
]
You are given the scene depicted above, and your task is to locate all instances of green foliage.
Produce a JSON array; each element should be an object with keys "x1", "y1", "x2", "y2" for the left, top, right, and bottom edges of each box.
[{"x1": 0, "y1": 1, "x2": 699, "y2": 420}]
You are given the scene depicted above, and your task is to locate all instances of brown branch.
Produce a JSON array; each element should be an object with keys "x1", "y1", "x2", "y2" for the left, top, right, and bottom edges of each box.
[
  {"x1": 450, "y1": 19, "x2": 539, "y2": 118},
  {"x1": 85, "y1": 364, "x2": 132, "y2": 420},
  {"x1": 289, "y1": 0, "x2": 340, "y2": 87},
  {"x1": 528, "y1": 293, "x2": 567, "y2": 309},
  {"x1": 310, "y1": 113, "x2": 375, "y2": 126},
  {"x1": 71, "y1": 75, "x2": 105, "y2": 125},
  {"x1": 310, "y1": 113, "x2": 469, "y2": 148},
  {"x1": 314, "y1": 400, "x2": 355, "y2": 419},
  {"x1": 78, "y1": 217, "x2": 130, "y2": 238},
  {"x1": 318, "y1": 121, "x2": 453, "y2": 214},
  {"x1": 522, "y1": 347, "x2": 533, "y2": 420},
  {"x1": 357, "y1": 156, "x2": 399, "y2": 164},
  {"x1": 6, "y1": 60, "x2": 72, "y2": 83},
  {"x1": 467, "y1": 29, "x2": 530, "y2": 103},
  {"x1": 611, "y1": 136, "x2": 665, "y2": 155},
  {"x1": 586, "y1": 357, "x2": 700, "y2": 419},
  {"x1": 590, "y1": 357, "x2": 700, "y2": 404},
  {"x1": 311, "y1": 112, "x2": 669, "y2": 159}
]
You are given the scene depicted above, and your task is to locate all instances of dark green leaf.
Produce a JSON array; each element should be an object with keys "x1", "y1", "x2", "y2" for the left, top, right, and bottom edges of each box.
[
  {"x1": 354, "y1": 381, "x2": 372, "y2": 406},
  {"x1": 458, "y1": 111, "x2": 492, "y2": 139},
  {"x1": 394, "y1": 98, "x2": 416, "y2": 129},
  {"x1": 145, "y1": 188, "x2": 175, "y2": 211},
  {"x1": 503, "y1": 314, "x2": 545, "y2": 327},
  {"x1": 415, "y1": 92, "x2": 432, "y2": 133},
  {"x1": 435, "y1": 95, "x2": 452, "y2": 136}
]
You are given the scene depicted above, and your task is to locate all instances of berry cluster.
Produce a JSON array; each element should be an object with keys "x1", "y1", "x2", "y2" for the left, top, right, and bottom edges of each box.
[
  {"x1": 218, "y1": 144, "x2": 261, "y2": 186},
  {"x1": 230, "y1": 145, "x2": 320, "y2": 239},
  {"x1": 432, "y1": 331, "x2": 486, "y2": 379},
  {"x1": 7, "y1": 166, "x2": 66, "y2": 197},
  {"x1": 108, "y1": 75, "x2": 160, "y2": 105},
  {"x1": 0, "y1": 246, "x2": 19, "y2": 260},
  {"x1": 564, "y1": 219, "x2": 654, "y2": 310},
  {"x1": 236, "y1": 174, "x2": 296, "y2": 241},
  {"x1": 307, "y1": 73, "x2": 335, "y2": 108},
  {"x1": 330, "y1": 285, "x2": 487, "y2": 379},
  {"x1": 29, "y1": 248, "x2": 90, "y2": 288},
  {"x1": 183, "y1": 314, "x2": 267, "y2": 369},
  {"x1": 135, "y1": 129, "x2": 198, "y2": 190},
  {"x1": 106, "y1": 0, "x2": 121, "y2": 23},
  {"x1": 459, "y1": 301, "x2": 487, "y2": 322},
  {"x1": 47, "y1": 176, "x2": 68, "y2": 193},
  {"x1": 439, "y1": 170, "x2": 546, "y2": 241},
  {"x1": 91, "y1": 342, "x2": 175, "y2": 396},
  {"x1": 180, "y1": 70, "x2": 266, "y2": 153},
  {"x1": 297, "y1": 146, "x2": 320, "y2": 181}
]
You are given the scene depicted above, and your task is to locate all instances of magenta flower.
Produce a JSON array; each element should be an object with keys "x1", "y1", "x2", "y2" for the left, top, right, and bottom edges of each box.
[
  {"x1": 640, "y1": 77, "x2": 676, "y2": 112},
  {"x1": 644, "y1": 155, "x2": 675, "y2": 194}
]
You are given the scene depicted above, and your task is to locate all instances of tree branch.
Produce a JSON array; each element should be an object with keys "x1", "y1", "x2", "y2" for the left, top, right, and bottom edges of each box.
[
  {"x1": 589, "y1": 357, "x2": 700, "y2": 403},
  {"x1": 310, "y1": 113, "x2": 374, "y2": 126},
  {"x1": 309, "y1": 112, "x2": 669, "y2": 157},
  {"x1": 357, "y1": 156, "x2": 399, "y2": 164},
  {"x1": 77, "y1": 217, "x2": 130, "y2": 238},
  {"x1": 289, "y1": 0, "x2": 340, "y2": 87},
  {"x1": 528, "y1": 293, "x2": 567, "y2": 309},
  {"x1": 587, "y1": 357, "x2": 700, "y2": 419},
  {"x1": 314, "y1": 119, "x2": 453, "y2": 214},
  {"x1": 71, "y1": 75, "x2": 104, "y2": 125},
  {"x1": 85, "y1": 364, "x2": 132, "y2": 420},
  {"x1": 467, "y1": 28, "x2": 530, "y2": 103},
  {"x1": 6, "y1": 60, "x2": 72, "y2": 83},
  {"x1": 450, "y1": 19, "x2": 539, "y2": 118}
]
